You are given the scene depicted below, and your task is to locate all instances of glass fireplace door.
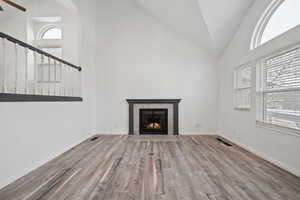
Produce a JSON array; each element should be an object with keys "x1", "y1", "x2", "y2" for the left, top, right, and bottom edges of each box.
[{"x1": 139, "y1": 109, "x2": 168, "y2": 135}]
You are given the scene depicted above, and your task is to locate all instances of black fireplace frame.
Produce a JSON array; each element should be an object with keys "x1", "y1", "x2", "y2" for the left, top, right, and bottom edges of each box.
[{"x1": 126, "y1": 99, "x2": 181, "y2": 135}]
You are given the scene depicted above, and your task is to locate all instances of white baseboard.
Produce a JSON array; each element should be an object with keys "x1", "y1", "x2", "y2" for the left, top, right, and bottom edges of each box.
[
  {"x1": 221, "y1": 134, "x2": 300, "y2": 178},
  {"x1": 180, "y1": 132, "x2": 216, "y2": 136},
  {"x1": 96, "y1": 132, "x2": 127, "y2": 135},
  {"x1": 96, "y1": 132, "x2": 217, "y2": 136}
]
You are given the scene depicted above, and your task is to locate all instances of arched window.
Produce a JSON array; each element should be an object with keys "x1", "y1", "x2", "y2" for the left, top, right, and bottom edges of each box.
[
  {"x1": 35, "y1": 25, "x2": 63, "y2": 58},
  {"x1": 34, "y1": 24, "x2": 63, "y2": 83},
  {"x1": 38, "y1": 25, "x2": 62, "y2": 40},
  {"x1": 251, "y1": 0, "x2": 300, "y2": 49},
  {"x1": 41, "y1": 27, "x2": 62, "y2": 40}
]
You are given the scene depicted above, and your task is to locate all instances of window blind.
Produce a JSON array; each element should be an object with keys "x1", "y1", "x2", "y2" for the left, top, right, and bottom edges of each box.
[{"x1": 261, "y1": 46, "x2": 300, "y2": 130}]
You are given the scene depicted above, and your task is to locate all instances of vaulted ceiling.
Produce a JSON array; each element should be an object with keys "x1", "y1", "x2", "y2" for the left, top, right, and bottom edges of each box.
[
  {"x1": 137, "y1": 0, "x2": 254, "y2": 56},
  {"x1": 0, "y1": 0, "x2": 76, "y2": 20},
  {"x1": 1, "y1": 0, "x2": 254, "y2": 56},
  {"x1": 0, "y1": 0, "x2": 29, "y2": 19}
]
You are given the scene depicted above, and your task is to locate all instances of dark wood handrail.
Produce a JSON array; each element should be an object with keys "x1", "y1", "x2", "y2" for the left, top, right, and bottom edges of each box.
[{"x1": 0, "y1": 32, "x2": 82, "y2": 71}]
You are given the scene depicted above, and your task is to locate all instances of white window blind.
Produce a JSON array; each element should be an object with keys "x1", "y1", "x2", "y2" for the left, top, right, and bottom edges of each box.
[
  {"x1": 234, "y1": 64, "x2": 252, "y2": 110},
  {"x1": 258, "y1": 46, "x2": 300, "y2": 131}
]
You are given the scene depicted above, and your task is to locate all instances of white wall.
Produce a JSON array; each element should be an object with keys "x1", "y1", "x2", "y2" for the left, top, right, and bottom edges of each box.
[
  {"x1": 0, "y1": 0, "x2": 97, "y2": 188},
  {"x1": 95, "y1": 0, "x2": 218, "y2": 135},
  {"x1": 218, "y1": 0, "x2": 300, "y2": 177}
]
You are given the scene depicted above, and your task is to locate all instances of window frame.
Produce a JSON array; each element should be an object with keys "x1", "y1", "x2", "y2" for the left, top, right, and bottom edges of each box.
[
  {"x1": 251, "y1": 0, "x2": 285, "y2": 50},
  {"x1": 35, "y1": 24, "x2": 63, "y2": 83},
  {"x1": 256, "y1": 44, "x2": 300, "y2": 134},
  {"x1": 233, "y1": 63, "x2": 253, "y2": 110},
  {"x1": 37, "y1": 24, "x2": 63, "y2": 40}
]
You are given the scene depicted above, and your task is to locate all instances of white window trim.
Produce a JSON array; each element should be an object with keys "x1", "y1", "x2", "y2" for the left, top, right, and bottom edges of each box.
[
  {"x1": 36, "y1": 24, "x2": 63, "y2": 40},
  {"x1": 256, "y1": 44, "x2": 300, "y2": 135},
  {"x1": 251, "y1": 0, "x2": 285, "y2": 50},
  {"x1": 233, "y1": 63, "x2": 252, "y2": 110},
  {"x1": 256, "y1": 121, "x2": 300, "y2": 138}
]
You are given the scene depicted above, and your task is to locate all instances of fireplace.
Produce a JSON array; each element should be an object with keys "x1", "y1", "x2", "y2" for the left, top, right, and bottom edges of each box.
[
  {"x1": 127, "y1": 99, "x2": 181, "y2": 135},
  {"x1": 139, "y1": 109, "x2": 168, "y2": 135}
]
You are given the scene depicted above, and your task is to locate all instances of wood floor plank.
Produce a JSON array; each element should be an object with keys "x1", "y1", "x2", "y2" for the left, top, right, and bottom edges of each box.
[{"x1": 0, "y1": 135, "x2": 300, "y2": 200}]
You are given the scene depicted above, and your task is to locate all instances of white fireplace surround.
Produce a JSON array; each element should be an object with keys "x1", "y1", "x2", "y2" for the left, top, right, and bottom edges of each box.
[{"x1": 133, "y1": 104, "x2": 174, "y2": 135}]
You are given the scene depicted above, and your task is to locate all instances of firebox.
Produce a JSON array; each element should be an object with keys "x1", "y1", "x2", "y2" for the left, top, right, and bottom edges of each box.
[{"x1": 139, "y1": 109, "x2": 168, "y2": 135}]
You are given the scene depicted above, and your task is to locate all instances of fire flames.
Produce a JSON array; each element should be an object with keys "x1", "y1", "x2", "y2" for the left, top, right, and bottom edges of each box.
[{"x1": 147, "y1": 122, "x2": 161, "y2": 129}]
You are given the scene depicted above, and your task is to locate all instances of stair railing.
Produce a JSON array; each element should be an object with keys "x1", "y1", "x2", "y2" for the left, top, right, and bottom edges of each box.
[{"x1": 0, "y1": 32, "x2": 82, "y2": 101}]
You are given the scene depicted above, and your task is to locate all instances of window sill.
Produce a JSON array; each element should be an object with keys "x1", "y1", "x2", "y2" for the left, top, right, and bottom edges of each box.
[
  {"x1": 234, "y1": 86, "x2": 252, "y2": 90},
  {"x1": 256, "y1": 121, "x2": 300, "y2": 138},
  {"x1": 0, "y1": 93, "x2": 83, "y2": 102}
]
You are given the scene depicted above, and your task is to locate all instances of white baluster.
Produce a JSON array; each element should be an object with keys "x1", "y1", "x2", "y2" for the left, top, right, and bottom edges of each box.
[
  {"x1": 64, "y1": 65, "x2": 68, "y2": 96},
  {"x1": 74, "y1": 69, "x2": 77, "y2": 96},
  {"x1": 24, "y1": 47, "x2": 28, "y2": 94},
  {"x1": 33, "y1": 51, "x2": 38, "y2": 94},
  {"x1": 75, "y1": 70, "x2": 78, "y2": 97},
  {"x1": 59, "y1": 62, "x2": 63, "y2": 96},
  {"x1": 14, "y1": 43, "x2": 18, "y2": 93},
  {"x1": 78, "y1": 69, "x2": 81, "y2": 97},
  {"x1": 48, "y1": 57, "x2": 51, "y2": 95},
  {"x1": 71, "y1": 67, "x2": 74, "y2": 96},
  {"x1": 74, "y1": 69, "x2": 77, "y2": 97},
  {"x1": 41, "y1": 54, "x2": 44, "y2": 95},
  {"x1": 76, "y1": 69, "x2": 79, "y2": 97},
  {"x1": 68, "y1": 67, "x2": 72, "y2": 96},
  {"x1": 67, "y1": 66, "x2": 71, "y2": 96},
  {"x1": 70, "y1": 67, "x2": 74, "y2": 96},
  {"x1": 61, "y1": 63, "x2": 65, "y2": 96},
  {"x1": 75, "y1": 69, "x2": 78, "y2": 97},
  {"x1": 54, "y1": 60, "x2": 57, "y2": 96},
  {"x1": 0, "y1": 38, "x2": 6, "y2": 93}
]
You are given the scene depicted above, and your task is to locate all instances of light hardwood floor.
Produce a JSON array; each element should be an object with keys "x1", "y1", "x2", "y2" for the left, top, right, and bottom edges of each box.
[{"x1": 1, "y1": 135, "x2": 300, "y2": 200}]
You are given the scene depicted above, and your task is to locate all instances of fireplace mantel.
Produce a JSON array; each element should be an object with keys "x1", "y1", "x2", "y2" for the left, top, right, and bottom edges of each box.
[
  {"x1": 127, "y1": 99, "x2": 181, "y2": 104},
  {"x1": 126, "y1": 99, "x2": 181, "y2": 135}
]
